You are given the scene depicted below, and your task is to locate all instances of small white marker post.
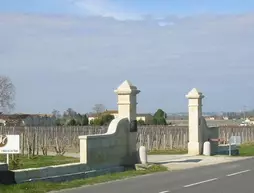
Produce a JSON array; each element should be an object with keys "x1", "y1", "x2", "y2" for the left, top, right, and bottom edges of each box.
[
  {"x1": 229, "y1": 138, "x2": 232, "y2": 156},
  {"x1": 6, "y1": 154, "x2": 9, "y2": 165}
]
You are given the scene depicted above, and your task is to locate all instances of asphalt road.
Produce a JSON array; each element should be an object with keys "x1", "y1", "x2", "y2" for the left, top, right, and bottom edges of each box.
[{"x1": 56, "y1": 157, "x2": 254, "y2": 193}]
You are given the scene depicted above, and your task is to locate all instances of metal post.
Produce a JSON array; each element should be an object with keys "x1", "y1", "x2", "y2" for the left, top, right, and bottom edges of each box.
[
  {"x1": 229, "y1": 129, "x2": 232, "y2": 156},
  {"x1": 229, "y1": 141, "x2": 231, "y2": 156}
]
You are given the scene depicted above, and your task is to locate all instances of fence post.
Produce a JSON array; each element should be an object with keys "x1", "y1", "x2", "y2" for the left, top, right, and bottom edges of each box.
[
  {"x1": 183, "y1": 132, "x2": 187, "y2": 149},
  {"x1": 140, "y1": 133, "x2": 143, "y2": 147},
  {"x1": 21, "y1": 133, "x2": 25, "y2": 155},
  {"x1": 156, "y1": 134, "x2": 159, "y2": 149},
  {"x1": 147, "y1": 134, "x2": 150, "y2": 150},
  {"x1": 163, "y1": 134, "x2": 166, "y2": 150},
  {"x1": 32, "y1": 132, "x2": 36, "y2": 156},
  {"x1": 36, "y1": 132, "x2": 39, "y2": 155},
  {"x1": 170, "y1": 133, "x2": 173, "y2": 149}
]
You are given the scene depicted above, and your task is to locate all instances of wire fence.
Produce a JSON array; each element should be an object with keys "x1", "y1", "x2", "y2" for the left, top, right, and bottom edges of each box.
[{"x1": 1, "y1": 125, "x2": 253, "y2": 155}]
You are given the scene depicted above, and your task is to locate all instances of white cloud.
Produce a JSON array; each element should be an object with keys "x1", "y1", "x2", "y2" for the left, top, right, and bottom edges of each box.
[
  {"x1": 157, "y1": 21, "x2": 175, "y2": 27},
  {"x1": 1, "y1": 13, "x2": 254, "y2": 113},
  {"x1": 71, "y1": 0, "x2": 142, "y2": 20}
]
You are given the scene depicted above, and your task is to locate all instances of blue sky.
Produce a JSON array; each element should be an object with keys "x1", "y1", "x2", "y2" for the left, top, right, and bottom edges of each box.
[
  {"x1": 1, "y1": 0, "x2": 254, "y2": 16},
  {"x1": 0, "y1": 0, "x2": 74, "y2": 14},
  {"x1": 0, "y1": 0, "x2": 254, "y2": 114},
  {"x1": 114, "y1": 0, "x2": 254, "y2": 15}
]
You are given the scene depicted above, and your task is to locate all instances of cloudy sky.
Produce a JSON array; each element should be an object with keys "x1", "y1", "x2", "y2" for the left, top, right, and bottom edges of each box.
[{"x1": 1, "y1": 0, "x2": 254, "y2": 114}]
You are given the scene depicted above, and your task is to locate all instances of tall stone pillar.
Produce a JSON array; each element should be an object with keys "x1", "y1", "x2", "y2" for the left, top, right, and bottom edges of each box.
[
  {"x1": 186, "y1": 88, "x2": 204, "y2": 155},
  {"x1": 114, "y1": 80, "x2": 140, "y2": 165}
]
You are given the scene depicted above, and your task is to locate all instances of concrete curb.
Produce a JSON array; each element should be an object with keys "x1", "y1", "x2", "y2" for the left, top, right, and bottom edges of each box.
[
  {"x1": 18, "y1": 166, "x2": 124, "y2": 184},
  {"x1": 0, "y1": 162, "x2": 124, "y2": 185}
]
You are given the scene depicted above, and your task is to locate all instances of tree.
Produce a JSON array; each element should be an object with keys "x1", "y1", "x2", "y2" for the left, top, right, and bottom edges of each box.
[
  {"x1": 52, "y1": 109, "x2": 61, "y2": 119},
  {"x1": 92, "y1": 104, "x2": 105, "y2": 116},
  {"x1": 91, "y1": 118, "x2": 103, "y2": 126},
  {"x1": 101, "y1": 114, "x2": 114, "y2": 125},
  {"x1": 55, "y1": 119, "x2": 63, "y2": 126},
  {"x1": 89, "y1": 119, "x2": 94, "y2": 125},
  {"x1": 137, "y1": 119, "x2": 146, "y2": 125},
  {"x1": 75, "y1": 113, "x2": 82, "y2": 125},
  {"x1": 81, "y1": 114, "x2": 89, "y2": 126},
  {"x1": 153, "y1": 117, "x2": 167, "y2": 125},
  {"x1": 0, "y1": 75, "x2": 15, "y2": 113},
  {"x1": 63, "y1": 108, "x2": 77, "y2": 118},
  {"x1": 153, "y1": 109, "x2": 167, "y2": 125},
  {"x1": 154, "y1": 109, "x2": 167, "y2": 119},
  {"x1": 90, "y1": 114, "x2": 114, "y2": 126},
  {"x1": 66, "y1": 119, "x2": 76, "y2": 126}
]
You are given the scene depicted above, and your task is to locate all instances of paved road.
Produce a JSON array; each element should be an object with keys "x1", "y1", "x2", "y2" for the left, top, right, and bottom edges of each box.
[{"x1": 56, "y1": 157, "x2": 254, "y2": 193}]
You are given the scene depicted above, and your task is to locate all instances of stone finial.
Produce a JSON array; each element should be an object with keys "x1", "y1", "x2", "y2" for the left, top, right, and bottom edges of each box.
[
  {"x1": 186, "y1": 88, "x2": 204, "y2": 99},
  {"x1": 114, "y1": 80, "x2": 140, "y2": 95}
]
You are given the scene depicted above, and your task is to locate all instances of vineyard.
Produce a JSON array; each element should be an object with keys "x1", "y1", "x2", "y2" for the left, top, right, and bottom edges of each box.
[{"x1": 1, "y1": 125, "x2": 254, "y2": 156}]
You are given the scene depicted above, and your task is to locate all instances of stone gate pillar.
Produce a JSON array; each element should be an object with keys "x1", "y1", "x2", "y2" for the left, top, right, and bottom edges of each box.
[
  {"x1": 114, "y1": 80, "x2": 140, "y2": 165},
  {"x1": 186, "y1": 88, "x2": 204, "y2": 155}
]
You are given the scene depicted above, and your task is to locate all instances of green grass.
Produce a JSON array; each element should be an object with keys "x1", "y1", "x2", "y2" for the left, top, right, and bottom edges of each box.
[
  {"x1": 0, "y1": 155, "x2": 79, "y2": 170},
  {"x1": 146, "y1": 144, "x2": 254, "y2": 156},
  {"x1": 0, "y1": 165, "x2": 168, "y2": 193},
  {"x1": 239, "y1": 143, "x2": 254, "y2": 156},
  {"x1": 148, "y1": 149, "x2": 187, "y2": 155}
]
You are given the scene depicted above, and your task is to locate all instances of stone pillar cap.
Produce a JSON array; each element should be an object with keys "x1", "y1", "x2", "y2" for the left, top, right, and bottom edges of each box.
[
  {"x1": 114, "y1": 80, "x2": 140, "y2": 94},
  {"x1": 186, "y1": 88, "x2": 204, "y2": 99}
]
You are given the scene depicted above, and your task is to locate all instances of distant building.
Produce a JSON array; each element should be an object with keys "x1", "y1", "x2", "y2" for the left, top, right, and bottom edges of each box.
[
  {"x1": 241, "y1": 118, "x2": 254, "y2": 126},
  {"x1": 136, "y1": 114, "x2": 154, "y2": 124},
  {"x1": 205, "y1": 116, "x2": 215, "y2": 120},
  {"x1": 0, "y1": 114, "x2": 56, "y2": 126},
  {"x1": 88, "y1": 110, "x2": 153, "y2": 125}
]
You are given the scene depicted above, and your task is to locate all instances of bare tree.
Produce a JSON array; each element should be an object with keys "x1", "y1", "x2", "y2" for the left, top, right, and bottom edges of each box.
[
  {"x1": 63, "y1": 108, "x2": 77, "y2": 118},
  {"x1": 52, "y1": 109, "x2": 61, "y2": 119},
  {"x1": 0, "y1": 75, "x2": 15, "y2": 113},
  {"x1": 93, "y1": 104, "x2": 105, "y2": 116}
]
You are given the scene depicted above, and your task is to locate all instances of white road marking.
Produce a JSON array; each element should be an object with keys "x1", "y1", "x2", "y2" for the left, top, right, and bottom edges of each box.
[
  {"x1": 158, "y1": 191, "x2": 170, "y2": 193},
  {"x1": 183, "y1": 178, "x2": 218, "y2": 188},
  {"x1": 226, "y1": 170, "x2": 251, "y2": 177}
]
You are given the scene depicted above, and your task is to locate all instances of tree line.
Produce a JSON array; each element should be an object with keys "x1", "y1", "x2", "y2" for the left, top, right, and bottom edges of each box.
[
  {"x1": 51, "y1": 104, "x2": 115, "y2": 126},
  {"x1": 52, "y1": 107, "x2": 168, "y2": 126},
  {"x1": 0, "y1": 75, "x2": 168, "y2": 126}
]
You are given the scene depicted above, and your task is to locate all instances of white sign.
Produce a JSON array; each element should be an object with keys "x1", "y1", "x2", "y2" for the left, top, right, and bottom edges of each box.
[
  {"x1": 229, "y1": 136, "x2": 242, "y2": 146},
  {"x1": 0, "y1": 135, "x2": 20, "y2": 154}
]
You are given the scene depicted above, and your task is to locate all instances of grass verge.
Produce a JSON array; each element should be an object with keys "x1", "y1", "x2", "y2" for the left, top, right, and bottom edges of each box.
[
  {"x1": 0, "y1": 155, "x2": 79, "y2": 170},
  {"x1": 148, "y1": 149, "x2": 187, "y2": 155},
  {"x1": 0, "y1": 164, "x2": 168, "y2": 193},
  {"x1": 239, "y1": 143, "x2": 254, "y2": 156}
]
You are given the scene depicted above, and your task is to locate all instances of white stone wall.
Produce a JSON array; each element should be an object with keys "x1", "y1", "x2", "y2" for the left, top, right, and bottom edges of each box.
[
  {"x1": 79, "y1": 118, "x2": 130, "y2": 167},
  {"x1": 79, "y1": 80, "x2": 140, "y2": 167}
]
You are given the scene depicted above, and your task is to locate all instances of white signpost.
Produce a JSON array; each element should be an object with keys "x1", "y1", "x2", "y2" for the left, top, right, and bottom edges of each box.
[
  {"x1": 228, "y1": 136, "x2": 241, "y2": 156},
  {"x1": 0, "y1": 135, "x2": 20, "y2": 165},
  {"x1": 229, "y1": 136, "x2": 242, "y2": 146}
]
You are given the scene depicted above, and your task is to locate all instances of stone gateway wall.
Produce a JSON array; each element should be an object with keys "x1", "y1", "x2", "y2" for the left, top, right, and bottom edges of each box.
[
  {"x1": 79, "y1": 118, "x2": 133, "y2": 168},
  {"x1": 79, "y1": 80, "x2": 140, "y2": 168}
]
